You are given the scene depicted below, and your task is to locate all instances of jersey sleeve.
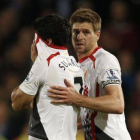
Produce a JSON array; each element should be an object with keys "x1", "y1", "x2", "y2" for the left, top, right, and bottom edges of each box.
[
  {"x1": 19, "y1": 57, "x2": 48, "y2": 95},
  {"x1": 97, "y1": 53, "x2": 122, "y2": 88}
]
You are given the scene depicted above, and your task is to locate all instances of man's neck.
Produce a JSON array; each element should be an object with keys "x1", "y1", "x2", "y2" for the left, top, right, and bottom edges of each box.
[{"x1": 77, "y1": 45, "x2": 98, "y2": 60}]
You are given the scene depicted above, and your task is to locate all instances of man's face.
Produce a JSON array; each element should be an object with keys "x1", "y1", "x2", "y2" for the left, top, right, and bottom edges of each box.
[{"x1": 72, "y1": 22, "x2": 100, "y2": 55}]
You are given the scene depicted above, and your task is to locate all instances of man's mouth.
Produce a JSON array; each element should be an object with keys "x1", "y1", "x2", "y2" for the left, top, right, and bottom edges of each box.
[{"x1": 76, "y1": 43, "x2": 84, "y2": 46}]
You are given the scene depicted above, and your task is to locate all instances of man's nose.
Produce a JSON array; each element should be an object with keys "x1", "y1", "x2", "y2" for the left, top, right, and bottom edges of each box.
[{"x1": 77, "y1": 32, "x2": 84, "y2": 40}]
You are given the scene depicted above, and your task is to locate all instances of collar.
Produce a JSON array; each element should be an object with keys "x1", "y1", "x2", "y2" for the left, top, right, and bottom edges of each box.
[
  {"x1": 78, "y1": 47, "x2": 101, "y2": 63},
  {"x1": 35, "y1": 33, "x2": 67, "y2": 50}
]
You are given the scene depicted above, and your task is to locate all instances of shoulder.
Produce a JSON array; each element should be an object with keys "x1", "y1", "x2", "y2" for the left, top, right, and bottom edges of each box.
[
  {"x1": 95, "y1": 48, "x2": 120, "y2": 70},
  {"x1": 95, "y1": 48, "x2": 117, "y2": 61},
  {"x1": 31, "y1": 56, "x2": 48, "y2": 78}
]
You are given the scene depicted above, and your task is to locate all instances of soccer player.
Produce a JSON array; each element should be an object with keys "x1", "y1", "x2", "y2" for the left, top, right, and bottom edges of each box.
[
  {"x1": 11, "y1": 14, "x2": 84, "y2": 140},
  {"x1": 48, "y1": 8, "x2": 132, "y2": 140}
]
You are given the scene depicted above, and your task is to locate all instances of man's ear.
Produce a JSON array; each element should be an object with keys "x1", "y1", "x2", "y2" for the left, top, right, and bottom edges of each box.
[
  {"x1": 96, "y1": 31, "x2": 101, "y2": 41},
  {"x1": 47, "y1": 38, "x2": 53, "y2": 45}
]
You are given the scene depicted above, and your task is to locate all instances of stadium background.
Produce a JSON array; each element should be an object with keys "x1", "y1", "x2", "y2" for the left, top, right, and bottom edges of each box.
[{"x1": 0, "y1": 0, "x2": 140, "y2": 140}]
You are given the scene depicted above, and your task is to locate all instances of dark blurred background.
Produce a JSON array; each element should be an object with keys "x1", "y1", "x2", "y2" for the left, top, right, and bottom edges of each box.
[{"x1": 0, "y1": 0, "x2": 140, "y2": 140}]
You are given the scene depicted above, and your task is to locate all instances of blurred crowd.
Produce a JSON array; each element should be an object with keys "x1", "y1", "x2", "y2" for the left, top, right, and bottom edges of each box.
[{"x1": 0, "y1": 0, "x2": 140, "y2": 140}]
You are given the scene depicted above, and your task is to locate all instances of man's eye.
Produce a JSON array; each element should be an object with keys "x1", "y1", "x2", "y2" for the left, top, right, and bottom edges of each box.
[
  {"x1": 84, "y1": 31, "x2": 90, "y2": 34},
  {"x1": 73, "y1": 31, "x2": 79, "y2": 34}
]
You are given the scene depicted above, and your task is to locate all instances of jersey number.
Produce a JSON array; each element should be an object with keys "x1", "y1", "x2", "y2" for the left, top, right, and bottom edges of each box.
[{"x1": 74, "y1": 77, "x2": 83, "y2": 94}]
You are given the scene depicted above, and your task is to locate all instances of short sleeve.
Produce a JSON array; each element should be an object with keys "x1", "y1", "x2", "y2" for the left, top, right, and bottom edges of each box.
[
  {"x1": 19, "y1": 57, "x2": 48, "y2": 95},
  {"x1": 97, "y1": 53, "x2": 121, "y2": 88}
]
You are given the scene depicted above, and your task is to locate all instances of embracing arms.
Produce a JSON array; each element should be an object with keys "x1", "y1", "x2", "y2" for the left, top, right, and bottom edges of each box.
[{"x1": 48, "y1": 79, "x2": 124, "y2": 114}]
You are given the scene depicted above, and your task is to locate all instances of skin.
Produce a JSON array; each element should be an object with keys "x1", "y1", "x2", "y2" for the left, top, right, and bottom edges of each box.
[
  {"x1": 48, "y1": 22, "x2": 124, "y2": 114},
  {"x1": 72, "y1": 22, "x2": 100, "y2": 59},
  {"x1": 11, "y1": 87, "x2": 35, "y2": 111},
  {"x1": 31, "y1": 40, "x2": 38, "y2": 63}
]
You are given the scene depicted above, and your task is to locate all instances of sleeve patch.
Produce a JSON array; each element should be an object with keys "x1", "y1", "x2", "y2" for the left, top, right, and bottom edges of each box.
[
  {"x1": 25, "y1": 71, "x2": 33, "y2": 82},
  {"x1": 106, "y1": 69, "x2": 119, "y2": 80}
]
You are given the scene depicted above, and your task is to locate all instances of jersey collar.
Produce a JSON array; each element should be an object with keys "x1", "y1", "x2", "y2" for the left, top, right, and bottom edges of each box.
[
  {"x1": 35, "y1": 33, "x2": 67, "y2": 50},
  {"x1": 78, "y1": 47, "x2": 101, "y2": 63}
]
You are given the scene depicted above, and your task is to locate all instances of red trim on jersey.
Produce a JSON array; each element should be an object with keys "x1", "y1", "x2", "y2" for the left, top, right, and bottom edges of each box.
[
  {"x1": 92, "y1": 47, "x2": 101, "y2": 55},
  {"x1": 43, "y1": 39, "x2": 67, "y2": 50},
  {"x1": 35, "y1": 32, "x2": 67, "y2": 50},
  {"x1": 78, "y1": 47, "x2": 101, "y2": 63},
  {"x1": 78, "y1": 56, "x2": 89, "y2": 64},
  {"x1": 91, "y1": 113, "x2": 96, "y2": 140},
  {"x1": 35, "y1": 36, "x2": 39, "y2": 44},
  {"x1": 89, "y1": 55, "x2": 96, "y2": 69},
  {"x1": 91, "y1": 84, "x2": 99, "y2": 140},
  {"x1": 47, "y1": 52, "x2": 60, "y2": 66}
]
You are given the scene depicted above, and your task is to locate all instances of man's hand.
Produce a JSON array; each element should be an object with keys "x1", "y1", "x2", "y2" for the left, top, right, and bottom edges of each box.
[
  {"x1": 31, "y1": 40, "x2": 38, "y2": 63},
  {"x1": 48, "y1": 79, "x2": 81, "y2": 105}
]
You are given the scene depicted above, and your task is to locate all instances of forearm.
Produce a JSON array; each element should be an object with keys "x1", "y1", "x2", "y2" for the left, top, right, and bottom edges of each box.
[
  {"x1": 48, "y1": 82, "x2": 124, "y2": 114},
  {"x1": 75, "y1": 94, "x2": 124, "y2": 114},
  {"x1": 77, "y1": 115, "x2": 83, "y2": 130}
]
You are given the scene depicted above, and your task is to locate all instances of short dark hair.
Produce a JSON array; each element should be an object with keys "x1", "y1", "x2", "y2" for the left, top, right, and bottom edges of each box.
[
  {"x1": 34, "y1": 14, "x2": 71, "y2": 46},
  {"x1": 70, "y1": 8, "x2": 101, "y2": 32}
]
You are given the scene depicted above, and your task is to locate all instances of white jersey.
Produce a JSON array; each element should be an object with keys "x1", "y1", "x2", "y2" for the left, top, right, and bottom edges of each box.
[
  {"x1": 19, "y1": 37, "x2": 84, "y2": 140},
  {"x1": 79, "y1": 47, "x2": 131, "y2": 140}
]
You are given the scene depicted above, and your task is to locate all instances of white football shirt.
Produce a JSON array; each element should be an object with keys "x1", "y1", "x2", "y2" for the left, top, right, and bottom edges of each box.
[
  {"x1": 79, "y1": 47, "x2": 131, "y2": 140},
  {"x1": 19, "y1": 37, "x2": 84, "y2": 140}
]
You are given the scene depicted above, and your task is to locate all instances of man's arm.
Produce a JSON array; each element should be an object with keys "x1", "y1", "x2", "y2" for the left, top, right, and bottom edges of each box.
[
  {"x1": 11, "y1": 40, "x2": 39, "y2": 112},
  {"x1": 77, "y1": 116, "x2": 83, "y2": 130},
  {"x1": 75, "y1": 85, "x2": 124, "y2": 114},
  {"x1": 11, "y1": 87, "x2": 35, "y2": 111},
  {"x1": 48, "y1": 79, "x2": 124, "y2": 114},
  {"x1": 31, "y1": 40, "x2": 38, "y2": 63}
]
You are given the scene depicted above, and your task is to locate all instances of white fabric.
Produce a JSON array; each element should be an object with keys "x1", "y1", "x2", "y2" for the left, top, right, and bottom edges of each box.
[
  {"x1": 19, "y1": 34, "x2": 84, "y2": 140},
  {"x1": 34, "y1": 33, "x2": 69, "y2": 60},
  {"x1": 29, "y1": 135, "x2": 42, "y2": 140},
  {"x1": 80, "y1": 48, "x2": 131, "y2": 140}
]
